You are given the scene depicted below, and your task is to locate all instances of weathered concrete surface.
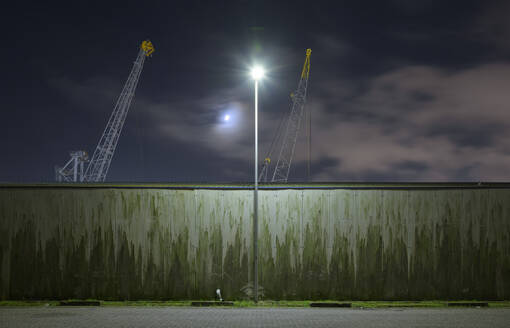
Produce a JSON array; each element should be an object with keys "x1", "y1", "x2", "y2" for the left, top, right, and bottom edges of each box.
[{"x1": 0, "y1": 184, "x2": 509, "y2": 300}]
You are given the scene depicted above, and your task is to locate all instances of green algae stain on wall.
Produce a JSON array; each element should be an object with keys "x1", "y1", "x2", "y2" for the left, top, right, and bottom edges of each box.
[
  {"x1": 0, "y1": 227, "x2": 8, "y2": 299},
  {"x1": 328, "y1": 232, "x2": 355, "y2": 300},
  {"x1": 1, "y1": 187, "x2": 510, "y2": 300}
]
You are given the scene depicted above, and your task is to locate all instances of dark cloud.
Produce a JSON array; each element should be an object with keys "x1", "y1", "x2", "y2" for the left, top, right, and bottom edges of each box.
[
  {"x1": 410, "y1": 90, "x2": 435, "y2": 103},
  {"x1": 425, "y1": 121, "x2": 505, "y2": 149},
  {"x1": 473, "y1": 0, "x2": 510, "y2": 54},
  {"x1": 393, "y1": 160, "x2": 429, "y2": 173}
]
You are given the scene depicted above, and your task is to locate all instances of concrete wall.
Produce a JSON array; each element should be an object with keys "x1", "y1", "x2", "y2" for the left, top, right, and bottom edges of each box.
[{"x1": 1, "y1": 185, "x2": 509, "y2": 300}]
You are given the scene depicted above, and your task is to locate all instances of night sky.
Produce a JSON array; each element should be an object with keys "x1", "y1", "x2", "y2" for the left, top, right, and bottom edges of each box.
[{"x1": 3, "y1": 0, "x2": 510, "y2": 183}]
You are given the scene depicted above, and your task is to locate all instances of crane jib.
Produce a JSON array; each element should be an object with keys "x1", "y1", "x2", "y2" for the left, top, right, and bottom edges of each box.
[
  {"x1": 267, "y1": 48, "x2": 311, "y2": 183},
  {"x1": 55, "y1": 40, "x2": 154, "y2": 183}
]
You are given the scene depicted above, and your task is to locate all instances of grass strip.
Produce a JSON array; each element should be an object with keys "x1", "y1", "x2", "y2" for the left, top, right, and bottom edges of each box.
[{"x1": 1, "y1": 300, "x2": 509, "y2": 308}]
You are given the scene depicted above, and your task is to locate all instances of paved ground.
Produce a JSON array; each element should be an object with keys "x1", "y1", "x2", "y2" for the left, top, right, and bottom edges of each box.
[{"x1": 1, "y1": 307, "x2": 510, "y2": 327}]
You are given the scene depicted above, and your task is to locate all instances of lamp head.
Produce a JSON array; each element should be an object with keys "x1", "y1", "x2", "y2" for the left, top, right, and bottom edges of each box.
[{"x1": 250, "y1": 66, "x2": 265, "y2": 81}]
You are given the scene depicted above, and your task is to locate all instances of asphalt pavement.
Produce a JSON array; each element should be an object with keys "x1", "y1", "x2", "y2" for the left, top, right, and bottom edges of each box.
[{"x1": 1, "y1": 307, "x2": 509, "y2": 327}]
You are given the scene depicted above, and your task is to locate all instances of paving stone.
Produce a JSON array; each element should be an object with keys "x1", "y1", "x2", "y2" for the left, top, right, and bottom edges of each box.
[{"x1": 0, "y1": 307, "x2": 509, "y2": 328}]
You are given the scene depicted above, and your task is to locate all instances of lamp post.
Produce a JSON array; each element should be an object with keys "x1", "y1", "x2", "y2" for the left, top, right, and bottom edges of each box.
[{"x1": 250, "y1": 66, "x2": 264, "y2": 303}]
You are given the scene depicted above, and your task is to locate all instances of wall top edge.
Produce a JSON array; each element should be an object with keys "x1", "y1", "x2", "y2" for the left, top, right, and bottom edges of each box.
[{"x1": 1, "y1": 182, "x2": 510, "y2": 190}]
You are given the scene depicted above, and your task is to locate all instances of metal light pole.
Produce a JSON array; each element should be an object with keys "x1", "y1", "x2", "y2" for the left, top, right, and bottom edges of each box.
[{"x1": 250, "y1": 66, "x2": 264, "y2": 303}]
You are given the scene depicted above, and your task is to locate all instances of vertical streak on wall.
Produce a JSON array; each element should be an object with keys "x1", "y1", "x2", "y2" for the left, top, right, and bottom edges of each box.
[
  {"x1": 460, "y1": 190, "x2": 464, "y2": 287},
  {"x1": 300, "y1": 190, "x2": 303, "y2": 263},
  {"x1": 406, "y1": 190, "x2": 412, "y2": 283},
  {"x1": 326, "y1": 190, "x2": 333, "y2": 274}
]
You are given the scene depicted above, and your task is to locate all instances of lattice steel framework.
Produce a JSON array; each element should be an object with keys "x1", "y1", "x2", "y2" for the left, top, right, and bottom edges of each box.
[
  {"x1": 55, "y1": 151, "x2": 89, "y2": 182},
  {"x1": 56, "y1": 40, "x2": 154, "y2": 182},
  {"x1": 270, "y1": 48, "x2": 311, "y2": 182}
]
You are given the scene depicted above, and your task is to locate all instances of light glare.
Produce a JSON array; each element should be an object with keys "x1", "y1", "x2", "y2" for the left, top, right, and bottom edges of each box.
[
  {"x1": 250, "y1": 66, "x2": 265, "y2": 80},
  {"x1": 224, "y1": 114, "x2": 230, "y2": 121}
]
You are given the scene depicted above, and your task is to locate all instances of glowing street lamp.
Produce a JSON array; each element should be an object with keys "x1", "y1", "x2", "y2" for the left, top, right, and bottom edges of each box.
[
  {"x1": 250, "y1": 66, "x2": 265, "y2": 81},
  {"x1": 250, "y1": 65, "x2": 264, "y2": 303}
]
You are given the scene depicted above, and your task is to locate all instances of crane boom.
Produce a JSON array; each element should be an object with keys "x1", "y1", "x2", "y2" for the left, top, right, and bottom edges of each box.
[
  {"x1": 269, "y1": 48, "x2": 311, "y2": 182},
  {"x1": 56, "y1": 40, "x2": 154, "y2": 183}
]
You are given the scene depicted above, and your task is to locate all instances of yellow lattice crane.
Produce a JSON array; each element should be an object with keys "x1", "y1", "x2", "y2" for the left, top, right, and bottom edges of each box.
[{"x1": 259, "y1": 48, "x2": 312, "y2": 182}]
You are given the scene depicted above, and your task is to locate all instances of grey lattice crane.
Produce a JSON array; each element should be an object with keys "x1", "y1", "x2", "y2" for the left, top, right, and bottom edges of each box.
[
  {"x1": 55, "y1": 40, "x2": 154, "y2": 182},
  {"x1": 259, "y1": 48, "x2": 311, "y2": 183}
]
